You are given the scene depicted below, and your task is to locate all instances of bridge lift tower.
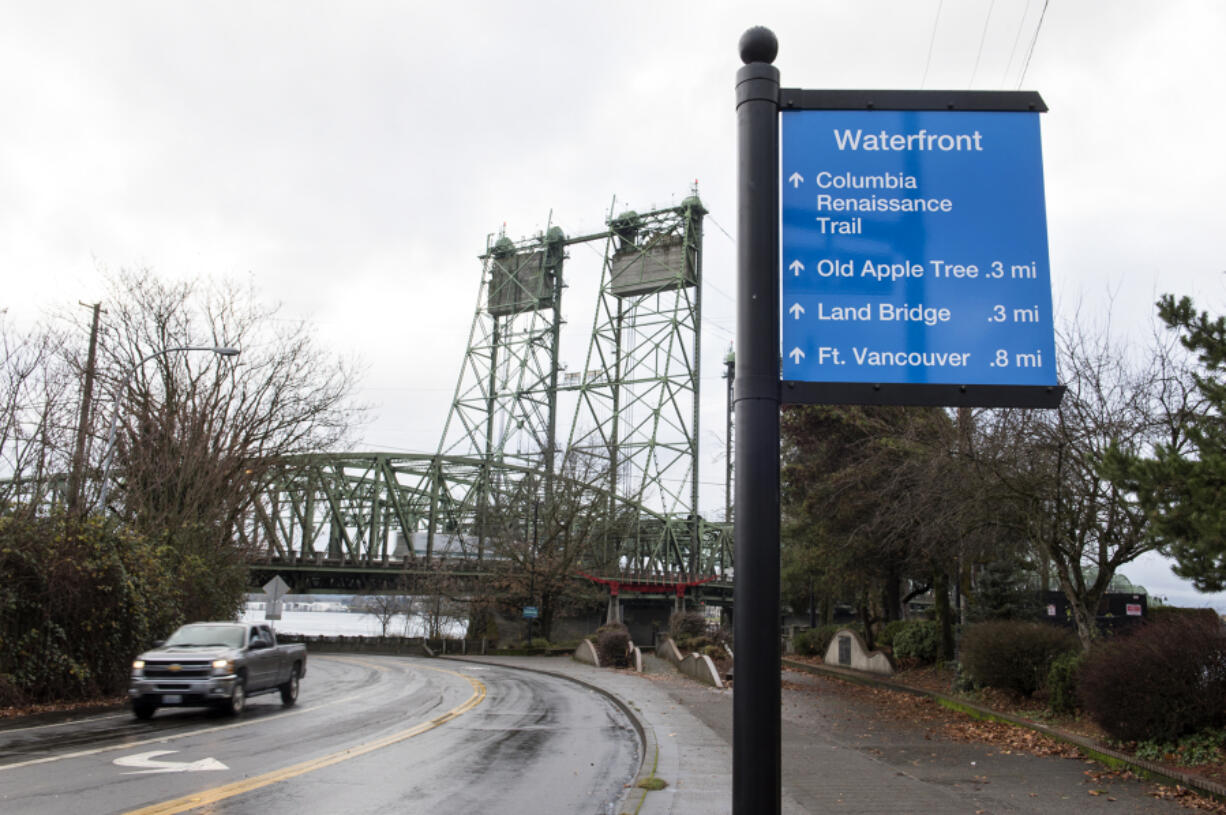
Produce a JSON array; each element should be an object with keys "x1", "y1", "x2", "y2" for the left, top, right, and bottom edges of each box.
[
  {"x1": 423, "y1": 194, "x2": 716, "y2": 576},
  {"x1": 244, "y1": 193, "x2": 731, "y2": 589}
]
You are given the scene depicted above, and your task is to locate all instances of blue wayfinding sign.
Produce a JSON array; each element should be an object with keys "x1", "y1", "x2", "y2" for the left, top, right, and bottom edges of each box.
[{"x1": 781, "y1": 109, "x2": 1056, "y2": 387}]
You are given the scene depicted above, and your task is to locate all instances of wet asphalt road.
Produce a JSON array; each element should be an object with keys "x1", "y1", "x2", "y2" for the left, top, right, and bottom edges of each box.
[{"x1": 0, "y1": 654, "x2": 640, "y2": 815}]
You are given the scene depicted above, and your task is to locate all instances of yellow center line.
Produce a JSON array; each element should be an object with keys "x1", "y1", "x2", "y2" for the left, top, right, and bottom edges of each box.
[
  {"x1": 1, "y1": 656, "x2": 382, "y2": 773},
  {"x1": 123, "y1": 665, "x2": 486, "y2": 815}
]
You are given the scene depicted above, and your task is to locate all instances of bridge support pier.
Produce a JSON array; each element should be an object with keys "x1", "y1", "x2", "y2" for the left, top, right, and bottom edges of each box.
[{"x1": 606, "y1": 583, "x2": 622, "y2": 625}]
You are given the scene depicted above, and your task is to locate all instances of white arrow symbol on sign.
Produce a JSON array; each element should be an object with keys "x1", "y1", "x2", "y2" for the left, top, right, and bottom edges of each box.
[
  {"x1": 788, "y1": 348, "x2": 805, "y2": 364},
  {"x1": 114, "y1": 750, "x2": 229, "y2": 774},
  {"x1": 788, "y1": 172, "x2": 803, "y2": 188},
  {"x1": 263, "y1": 575, "x2": 291, "y2": 604},
  {"x1": 789, "y1": 259, "x2": 804, "y2": 276},
  {"x1": 788, "y1": 303, "x2": 805, "y2": 320}
]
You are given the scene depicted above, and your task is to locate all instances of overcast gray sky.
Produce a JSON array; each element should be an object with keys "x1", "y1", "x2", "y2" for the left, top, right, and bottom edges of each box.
[{"x1": 3, "y1": 1, "x2": 1223, "y2": 607}]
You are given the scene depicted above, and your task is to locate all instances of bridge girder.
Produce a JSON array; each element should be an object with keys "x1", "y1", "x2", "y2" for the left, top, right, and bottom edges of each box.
[{"x1": 242, "y1": 452, "x2": 732, "y2": 590}]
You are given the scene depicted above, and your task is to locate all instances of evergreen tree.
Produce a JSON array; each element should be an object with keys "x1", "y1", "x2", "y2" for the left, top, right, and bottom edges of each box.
[
  {"x1": 1111, "y1": 295, "x2": 1225, "y2": 590},
  {"x1": 780, "y1": 403, "x2": 973, "y2": 655},
  {"x1": 968, "y1": 558, "x2": 1039, "y2": 622}
]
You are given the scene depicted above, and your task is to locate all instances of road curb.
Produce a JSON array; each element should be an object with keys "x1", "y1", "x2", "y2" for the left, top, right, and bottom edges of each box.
[
  {"x1": 783, "y1": 657, "x2": 1226, "y2": 804},
  {"x1": 0, "y1": 701, "x2": 128, "y2": 731},
  {"x1": 440, "y1": 655, "x2": 657, "y2": 814}
]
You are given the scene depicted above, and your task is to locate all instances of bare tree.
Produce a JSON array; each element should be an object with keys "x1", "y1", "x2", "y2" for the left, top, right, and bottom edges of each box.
[
  {"x1": 483, "y1": 452, "x2": 609, "y2": 642},
  {"x1": 1, "y1": 272, "x2": 365, "y2": 699},
  {"x1": 356, "y1": 585, "x2": 414, "y2": 637},
  {"x1": 971, "y1": 313, "x2": 1196, "y2": 649},
  {"x1": 0, "y1": 314, "x2": 74, "y2": 513},
  {"x1": 89, "y1": 271, "x2": 361, "y2": 528},
  {"x1": 70, "y1": 271, "x2": 365, "y2": 621}
]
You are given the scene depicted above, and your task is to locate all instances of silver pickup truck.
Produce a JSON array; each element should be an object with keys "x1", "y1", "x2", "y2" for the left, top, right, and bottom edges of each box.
[{"x1": 129, "y1": 622, "x2": 307, "y2": 719}]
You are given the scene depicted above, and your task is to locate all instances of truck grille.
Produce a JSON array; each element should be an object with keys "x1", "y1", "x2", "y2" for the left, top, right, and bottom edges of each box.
[{"x1": 144, "y1": 661, "x2": 212, "y2": 679}]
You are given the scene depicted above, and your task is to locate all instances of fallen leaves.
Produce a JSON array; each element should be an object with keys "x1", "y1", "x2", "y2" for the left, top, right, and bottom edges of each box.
[
  {"x1": 1081, "y1": 769, "x2": 1226, "y2": 813},
  {"x1": 785, "y1": 665, "x2": 1226, "y2": 809},
  {"x1": 1149, "y1": 783, "x2": 1226, "y2": 813},
  {"x1": 942, "y1": 719, "x2": 1082, "y2": 758},
  {"x1": 0, "y1": 697, "x2": 124, "y2": 720}
]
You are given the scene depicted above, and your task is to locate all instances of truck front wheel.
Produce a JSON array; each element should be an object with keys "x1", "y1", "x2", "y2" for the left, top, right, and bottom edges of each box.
[
  {"x1": 280, "y1": 664, "x2": 300, "y2": 707},
  {"x1": 132, "y1": 700, "x2": 157, "y2": 720},
  {"x1": 222, "y1": 675, "x2": 246, "y2": 716}
]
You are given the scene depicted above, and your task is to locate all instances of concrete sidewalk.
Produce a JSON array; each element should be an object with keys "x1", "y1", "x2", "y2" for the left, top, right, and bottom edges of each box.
[{"x1": 446, "y1": 654, "x2": 1202, "y2": 815}]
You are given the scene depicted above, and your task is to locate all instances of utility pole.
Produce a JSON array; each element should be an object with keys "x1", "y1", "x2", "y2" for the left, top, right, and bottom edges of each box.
[
  {"x1": 724, "y1": 348, "x2": 734, "y2": 524},
  {"x1": 67, "y1": 302, "x2": 103, "y2": 514}
]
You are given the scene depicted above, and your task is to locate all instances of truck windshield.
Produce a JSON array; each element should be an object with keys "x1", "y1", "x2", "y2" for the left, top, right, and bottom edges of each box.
[{"x1": 164, "y1": 625, "x2": 244, "y2": 649}]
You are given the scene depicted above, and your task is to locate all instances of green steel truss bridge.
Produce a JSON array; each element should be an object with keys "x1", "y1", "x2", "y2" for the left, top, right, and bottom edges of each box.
[{"x1": 244, "y1": 195, "x2": 733, "y2": 594}]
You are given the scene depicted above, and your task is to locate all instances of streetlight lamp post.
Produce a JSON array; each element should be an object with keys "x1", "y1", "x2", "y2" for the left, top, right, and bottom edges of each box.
[
  {"x1": 530, "y1": 500, "x2": 538, "y2": 642},
  {"x1": 96, "y1": 345, "x2": 240, "y2": 511}
]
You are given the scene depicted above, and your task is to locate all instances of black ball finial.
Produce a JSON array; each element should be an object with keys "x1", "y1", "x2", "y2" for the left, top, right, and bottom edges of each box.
[{"x1": 739, "y1": 27, "x2": 778, "y2": 64}]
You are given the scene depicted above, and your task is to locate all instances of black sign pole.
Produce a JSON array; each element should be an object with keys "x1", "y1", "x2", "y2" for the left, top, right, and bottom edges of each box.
[{"x1": 734, "y1": 26, "x2": 781, "y2": 815}]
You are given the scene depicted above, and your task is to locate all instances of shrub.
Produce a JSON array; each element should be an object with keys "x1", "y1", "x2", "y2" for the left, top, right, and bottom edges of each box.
[
  {"x1": 960, "y1": 621, "x2": 1078, "y2": 696},
  {"x1": 876, "y1": 620, "x2": 911, "y2": 650},
  {"x1": 528, "y1": 637, "x2": 550, "y2": 650},
  {"x1": 791, "y1": 629, "x2": 824, "y2": 656},
  {"x1": 792, "y1": 623, "x2": 863, "y2": 657},
  {"x1": 669, "y1": 610, "x2": 707, "y2": 644},
  {"x1": 681, "y1": 635, "x2": 715, "y2": 652},
  {"x1": 893, "y1": 621, "x2": 942, "y2": 665},
  {"x1": 1136, "y1": 730, "x2": 1226, "y2": 766},
  {"x1": 0, "y1": 673, "x2": 23, "y2": 708},
  {"x1": 0, "y1": 512, "x2": 185, "y2": 703},
  {"x1": 1079, "y1": 615, "x2": 1226, "y2": 742},
  {"x1": 1147, "y1": 606, "x2": 1219, "y2": 626},
  {"x1": 1046, "y1": 651, "x2": 1083, "y2": 715},
  {"x1": 595, "y1": 623, "x2": 631, "y2": 668}
]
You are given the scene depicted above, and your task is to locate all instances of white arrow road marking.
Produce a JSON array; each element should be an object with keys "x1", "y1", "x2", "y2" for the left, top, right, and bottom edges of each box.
[
  {"x1": 115, "y1": 750, "x2": 228, "y2": 774},
  {"x1": 788, "y1": 172, "x2": 803, "y2": 188},
  {"x1": 789, "y1": 347, "x2": 805, "y2": 363},
  {"x1": 1, "y1": 656, "x2": 369, "y2": 774},
  {"x1": 788, "y1": 303, "x2": 805, "y2": 319},
  {"x1": 789, "y1": 259, "x2": 804, "y2": 276}
]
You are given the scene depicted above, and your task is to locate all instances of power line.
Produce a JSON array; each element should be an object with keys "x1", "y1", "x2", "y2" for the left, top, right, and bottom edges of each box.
[
  {"x1": 1017, "y1": 0, "x2": 1051, "y2": 89},
  {"x1": 920, "y1": 0, "x2": 944, "y2": 89},
  {"x1": 706, "y1": 212, "x2": 735, "y2": 243},
  {"x1": 1000, "y1": 0, "x2": 1033, "y2": 87},
  {"x1": 968, "y1": 0, "x2": 997, "y2": 89}
]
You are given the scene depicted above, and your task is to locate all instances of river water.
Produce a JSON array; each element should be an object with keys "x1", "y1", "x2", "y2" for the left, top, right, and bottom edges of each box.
[{"x1": 237, "y1": 607, "x2": 465, "y2": 638}]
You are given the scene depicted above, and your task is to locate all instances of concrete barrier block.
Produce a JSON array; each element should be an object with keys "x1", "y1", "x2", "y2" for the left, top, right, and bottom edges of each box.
[
  {"x1": 678, "y1": 652, "x2": 724, "y2": 688},
  {"x1": 822, "y1": 628, "x2": 893, "y2": 676},
  {"x1": 657, "y1": 635, "x2": 684, "y2": 665},
  {"x1": 573, "y1": 638, "x2": 600, "y2": 667}
]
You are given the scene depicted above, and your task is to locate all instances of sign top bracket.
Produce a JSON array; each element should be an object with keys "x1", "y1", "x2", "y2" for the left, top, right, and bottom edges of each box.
[{"x1": 779, "y1": 88, "x2": 1047, "y2": 113}]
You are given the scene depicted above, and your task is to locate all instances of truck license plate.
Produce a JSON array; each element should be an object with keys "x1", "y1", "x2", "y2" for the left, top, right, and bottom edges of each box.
[{"x1": 161, "y1": 694, "x2": 182, "y2": 704}]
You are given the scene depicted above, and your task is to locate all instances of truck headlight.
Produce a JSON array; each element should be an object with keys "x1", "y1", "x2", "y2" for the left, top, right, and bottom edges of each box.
[
  {"x1": 211, "y1": 659, "x2": 235, "y2": 675},
  {"x1": 132, "y1": 660, "x2": 145, "y2": 672}
]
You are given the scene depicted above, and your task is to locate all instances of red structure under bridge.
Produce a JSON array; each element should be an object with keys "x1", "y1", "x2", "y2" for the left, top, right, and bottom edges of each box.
[{"x1": 578, "y1": 571, "x2": 724, "y2": 624}]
